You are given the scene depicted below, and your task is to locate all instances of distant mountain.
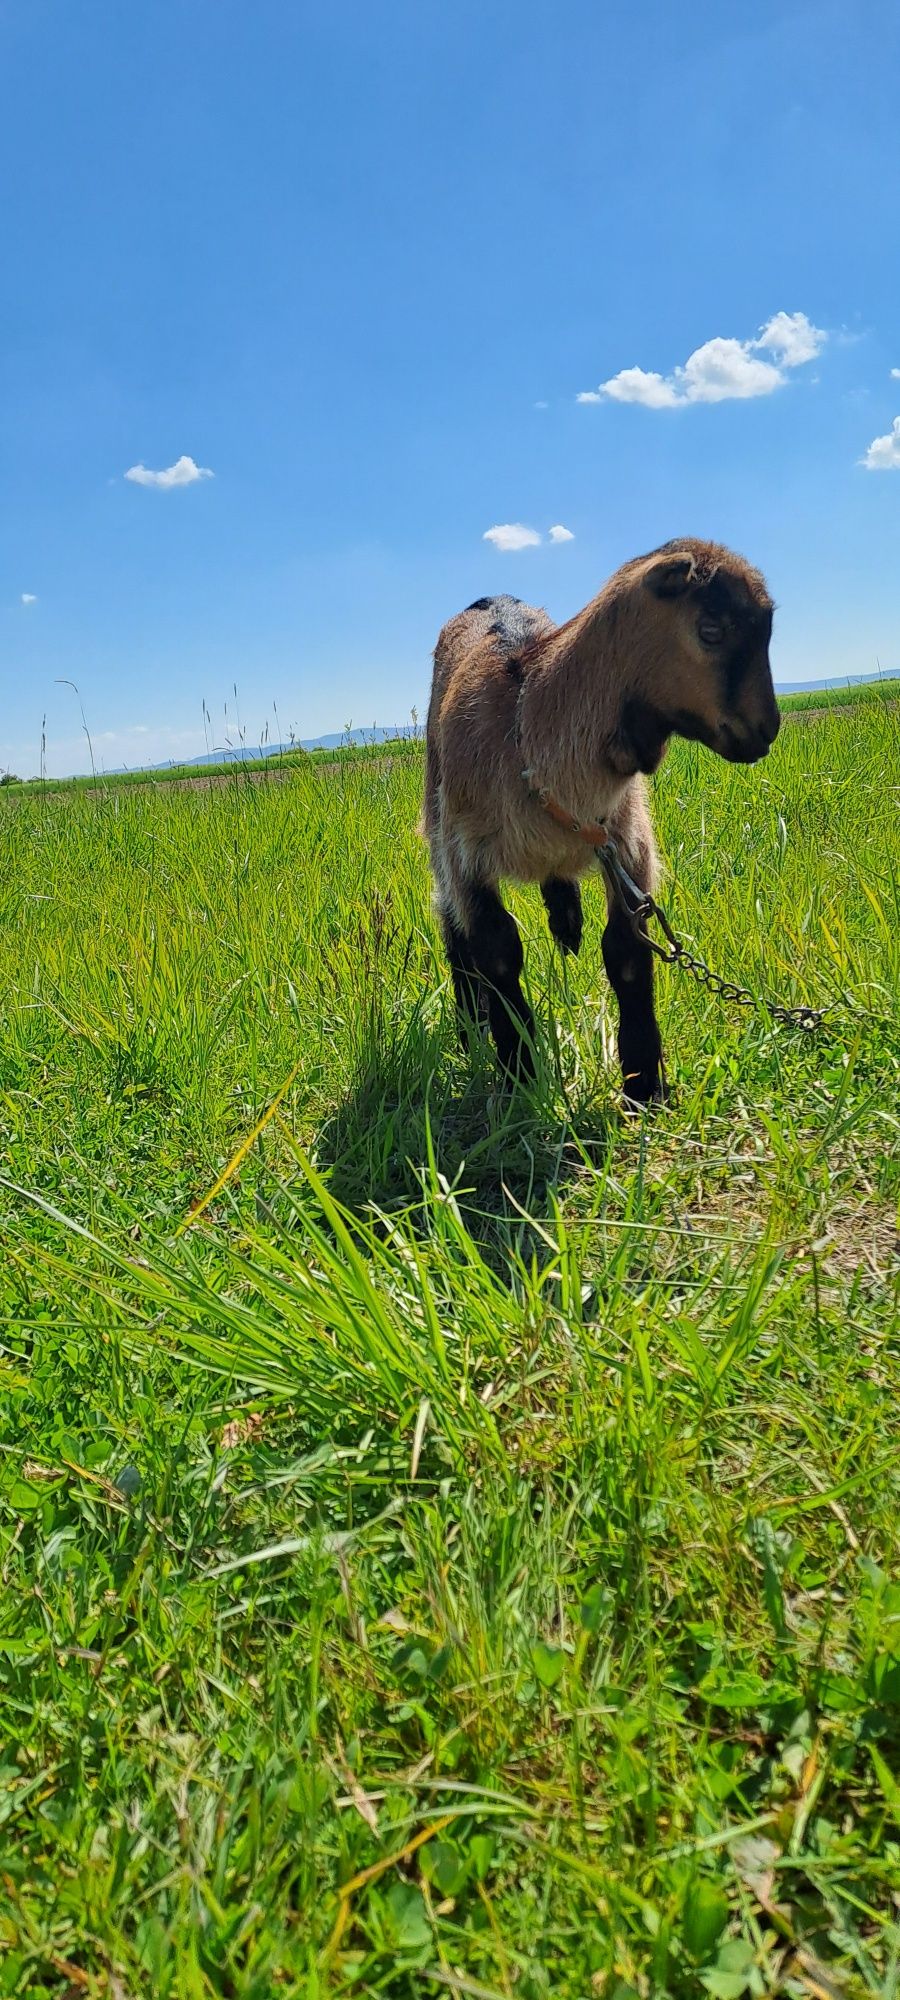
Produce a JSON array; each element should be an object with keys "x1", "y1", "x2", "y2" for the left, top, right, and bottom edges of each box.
[
  {"x1": 776, "y1": 670, "x2": 897, "y2": 693},
  {"x1": 106, "y1": 726, "x2": 413, "y2": 774},
  {"x1": 189, "y1": 724, "x2": 414, "y2": 760},
  {"x1": 180, "y1": 725, "x2": 415, "y2": 765}
]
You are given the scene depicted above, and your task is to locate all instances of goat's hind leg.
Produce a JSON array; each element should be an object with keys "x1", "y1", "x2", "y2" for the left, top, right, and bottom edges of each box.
[
  {"x1": 441, "y1": 911, "x2": 485, "y2": 1033},
  {"x1": 435, "y1": 819, "x2": 535, "y2": 1078},
  {"x1": 432, "y1": 817, "x2": 487, "y2": 1043},
  {"x1": 466, "y1": 882, "x2": 536, "y2": 1080},
  {"x1": 442, "y1": 884, "x2": 528, "y2": 1080}
]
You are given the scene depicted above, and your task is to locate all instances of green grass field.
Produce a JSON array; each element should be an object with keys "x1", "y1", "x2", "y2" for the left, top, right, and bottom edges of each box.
[{"x1": 1, "y1": 691, "x2": 899, "y2": 1998}]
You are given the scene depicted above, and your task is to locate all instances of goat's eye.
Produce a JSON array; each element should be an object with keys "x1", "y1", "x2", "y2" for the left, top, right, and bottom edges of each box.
[{"x1": 698, "y1": 617, "x2": 724, "y2": 648}]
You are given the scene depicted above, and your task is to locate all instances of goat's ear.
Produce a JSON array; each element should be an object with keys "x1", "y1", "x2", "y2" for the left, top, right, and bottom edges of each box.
[{"x1": 643, "y1": 551, "x2": 697, "y2": 599}]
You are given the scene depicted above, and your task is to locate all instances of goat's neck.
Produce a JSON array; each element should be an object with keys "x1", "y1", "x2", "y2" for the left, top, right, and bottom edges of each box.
[{"x1": 518, "y1": 594, "x2": 668, "y2": 811}]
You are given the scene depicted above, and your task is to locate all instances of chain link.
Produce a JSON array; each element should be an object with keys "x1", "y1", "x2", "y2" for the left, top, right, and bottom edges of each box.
[{"x1": 596, "y1": 840, "x2": 828, "y2": 1034}]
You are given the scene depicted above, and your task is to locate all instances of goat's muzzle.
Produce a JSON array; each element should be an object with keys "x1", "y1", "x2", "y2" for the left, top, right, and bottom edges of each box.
[{"x1": 717, "y1": 706, "x2": 781, "y2": 763}]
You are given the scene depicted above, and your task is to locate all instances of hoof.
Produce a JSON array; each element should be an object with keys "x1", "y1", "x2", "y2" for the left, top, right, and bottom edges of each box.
[
  {"x1": 621, "y1": 1072, "x2": 668, "y2": 1114},
  {"x1": 498, "y1": 1045, "x2": 536, "y2": 1088},
  {"x1": 552, "y1": 909, "x2": 583, "y2": 956}
]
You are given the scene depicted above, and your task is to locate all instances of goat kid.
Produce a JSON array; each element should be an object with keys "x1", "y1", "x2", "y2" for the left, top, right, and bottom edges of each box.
[{"x1": 423, "y1": 540, "x2": 779, "y2": 1101}]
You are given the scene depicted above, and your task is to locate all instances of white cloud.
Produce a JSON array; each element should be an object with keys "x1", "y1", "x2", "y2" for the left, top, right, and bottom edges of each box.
[
  {"x1": 680, "y1": 337, "x2": 784, "y2": 402},
  {"x1": 534, "y1": 399, "x2": 549, "y2": 410},
  {"x1": 756, "y1": 310, "x2": 825, "y2": 368},
  {"x1": 21, "y1": 592, "x2": 37, "y2": 605},
  {"x1": 548, "y1": 524, "x2": 574, "y2": 543},
  {"x1": 584, "y1": 368, "x2": 681, "y2": 408},
  {"x1": 124, "y1": 454, "x2": 213, "y2": 489},
  {"x1": 483, "y1": 523, "x2": 541, "y2": 552},
  {"x1": 579, "y1": 310, "x2": 826, "y2": 409},
  {"x1": 862, "y1": 416, "x2": 900, "y2": 470},
  {"x1": 891, "y1": 368, "x2": 900, "y2": 381}
]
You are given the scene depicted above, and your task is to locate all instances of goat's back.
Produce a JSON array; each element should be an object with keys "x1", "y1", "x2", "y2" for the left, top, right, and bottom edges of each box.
[
  {"x1": 434, "y1": 594, "x2": 553, "y2": 690},
  {"x1": 424, "y1": 595, "x2": 555, "y2": 838}
]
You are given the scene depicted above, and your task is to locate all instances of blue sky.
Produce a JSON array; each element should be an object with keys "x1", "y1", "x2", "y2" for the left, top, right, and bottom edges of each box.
[{"x1": 1, "y1": 0, "x2": 898, "y2": 777}]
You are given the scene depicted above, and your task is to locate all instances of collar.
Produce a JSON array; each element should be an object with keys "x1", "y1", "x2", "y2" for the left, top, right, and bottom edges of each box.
[{"x1": 522, "y1": 768, "x2": 609, "y2": 848}]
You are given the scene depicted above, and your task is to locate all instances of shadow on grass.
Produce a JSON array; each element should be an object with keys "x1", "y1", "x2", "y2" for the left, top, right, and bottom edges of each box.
[{"x1": 313, "y1": 999, "x2": 621, "y2": 1262}]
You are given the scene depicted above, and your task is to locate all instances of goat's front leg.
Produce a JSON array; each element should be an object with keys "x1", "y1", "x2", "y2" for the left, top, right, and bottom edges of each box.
[
  {"x1": 541, "y1": 876, "x2": 583, "y2": 956},
  {"x1": 602, "y1": 888, "x2": 666, "y2": 1108},
  {"x1": 466, "y1": 883, "x2": 535, "y2": 1080}
]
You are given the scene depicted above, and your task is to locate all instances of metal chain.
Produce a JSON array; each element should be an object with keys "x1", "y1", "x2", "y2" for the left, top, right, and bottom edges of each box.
[{"x1": 596, "y1": 839, "x2": 828, "y2": 1034}]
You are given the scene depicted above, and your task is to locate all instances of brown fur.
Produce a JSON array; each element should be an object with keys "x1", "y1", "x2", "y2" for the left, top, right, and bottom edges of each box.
[{"x1": 424, "y1": 539, "x2": 779, "y2": 1094}]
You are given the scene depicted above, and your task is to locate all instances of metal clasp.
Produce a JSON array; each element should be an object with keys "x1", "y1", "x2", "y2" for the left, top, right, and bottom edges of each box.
[{"x1": 595, "y1": 838, "x2": 680, "y2": 961}]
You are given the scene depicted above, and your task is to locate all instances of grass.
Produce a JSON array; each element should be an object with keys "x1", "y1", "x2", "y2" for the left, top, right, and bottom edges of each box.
[{"x1": 1, "y1": 688, "x2": 899, "y2": 1998}]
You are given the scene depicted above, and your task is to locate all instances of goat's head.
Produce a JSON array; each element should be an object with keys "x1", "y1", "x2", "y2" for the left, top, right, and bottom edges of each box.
[{"x1": 621, "y1": 541, "x2": 780, "y2": 770}]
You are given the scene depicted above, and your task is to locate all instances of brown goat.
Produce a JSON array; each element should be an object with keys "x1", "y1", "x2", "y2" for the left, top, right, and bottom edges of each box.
[{"x1": 423, "y1": 539, "x2": 779, "y2": 1101}]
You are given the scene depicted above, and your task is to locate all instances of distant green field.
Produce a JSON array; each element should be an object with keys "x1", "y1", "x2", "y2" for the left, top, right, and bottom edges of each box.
[
  {"x1": 1, "y1": 697, "x2": 898, "y2": 1997},
  {"x1": 780, "y1": 676, "x2": 899, "y2": 713},
  {"x1": 3, "y1": 730, "x2": 423, "y2": 795}
]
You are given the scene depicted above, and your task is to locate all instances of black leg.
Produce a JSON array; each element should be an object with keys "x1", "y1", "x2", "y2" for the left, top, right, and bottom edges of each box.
[
  {"x1": 541, "y1": 876, "x2": 583, "y2": 956},
  {"x1": 602, "y1": 902, "x2": 665, "y2": 1106},
  {"x1": 442, "y1": 913, "x2": 484, "y2": 1032},
  {"x1": 467, "y1": 885, "x2": 535, "y2": 1080}
]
